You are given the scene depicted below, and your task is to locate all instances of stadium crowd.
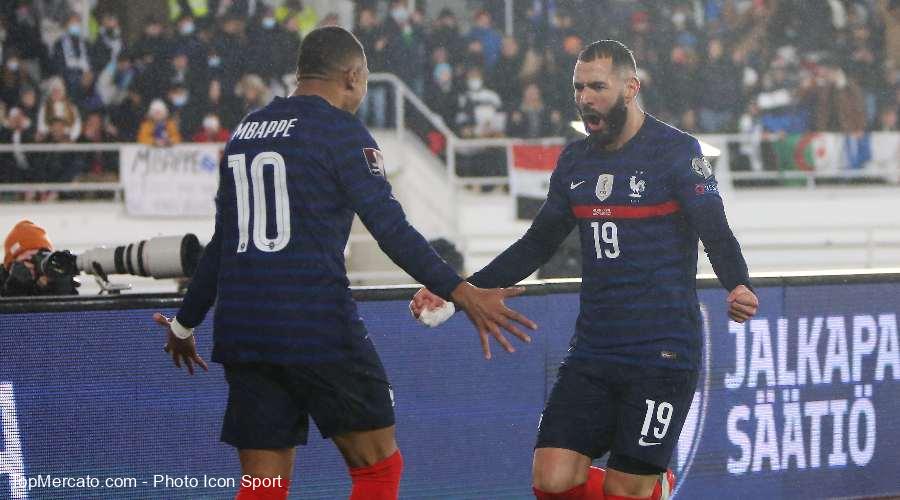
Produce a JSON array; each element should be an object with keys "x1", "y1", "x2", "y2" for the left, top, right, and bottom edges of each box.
[{"x1": 2, "y1": 0, "x2": 900, "y2": 186}]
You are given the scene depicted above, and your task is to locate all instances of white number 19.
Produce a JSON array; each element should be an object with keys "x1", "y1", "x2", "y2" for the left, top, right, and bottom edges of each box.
[
  {"x1": 591, "y1": 221, "x2": 620, "y2": 259},
  {"x1": 228, "y1": 152, "x2": 291, "y2": 253},
  {"x1": 641, "y1": 399, "x2": 674, "y2": 439}
]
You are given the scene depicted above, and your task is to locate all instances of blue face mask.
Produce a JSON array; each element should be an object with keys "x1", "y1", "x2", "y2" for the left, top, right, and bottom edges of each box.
[
  {"x1": 262, "y1": 17, "x2": 276, "y2": 29},
  {"x1": 208, "y1": 57, "x2": 222, "y2": 68},
  {"x1": 172, "y1": 94, "x2": 188, "y2": 107},
  {"x1": 180, "y1": 22, "x2": 195, "y2": 35},
  {"x1": 68, "y1": 24, "x2": 82, "y2": 37}
]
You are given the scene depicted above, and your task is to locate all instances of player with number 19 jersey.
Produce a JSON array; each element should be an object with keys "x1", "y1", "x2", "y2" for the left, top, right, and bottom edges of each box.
[
  {"x1": 175, "y1": 94, "x2": 462, "y2": 365},
  {"x1": 471, "y1": 113, "x2": 751, "y2": 369}
]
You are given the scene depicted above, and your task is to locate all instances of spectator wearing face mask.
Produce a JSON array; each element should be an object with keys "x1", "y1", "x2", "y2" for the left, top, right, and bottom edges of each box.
[
  {"x1": 50, "y1": 12, "x2": 92, "y2": 100},
  {"x1": 0, "y1": 50, "x2": 36, "y2": 108},
  {"x1": 173, "y1": 14, "x2": 207, "y2": 67},
  {"x1": 425, "y1": 47, "x2": 456, "y2": 128},
  {"x1": 4, "y1": 2, "x2": 50, "y2": 76},
  {"x1": 455, "y1": 65, "x2": 504, "y2": 138},
  {"x1": 384, "y1": 0, "x2": 427, "y2": 96},
  {"x1": 89, "y1": 11, "x2": 125, "y2": 72},
  {"x1": 192, "y1": 113, "x2": 230, "y2": 142},
  {"x1": 247, "y1": 7, "x2": 297, "y2": 81},
  {"x1": 163, "y1": 50, "x2": 205, "y2": 105},
  {"x1": 165, "y1": 84, "x2": 198, "y2": 139},
  {"x1": 138, "y1": 99, "x2": 182, "y2": 146}
]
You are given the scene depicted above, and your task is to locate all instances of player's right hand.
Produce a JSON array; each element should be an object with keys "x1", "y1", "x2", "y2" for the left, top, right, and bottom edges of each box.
[
  {"x1": 449, "y1": 282, "x2": 538, "y2": 360},
  {"x1": 153, "y1": 312, "x2": 209, "y2": 375}
]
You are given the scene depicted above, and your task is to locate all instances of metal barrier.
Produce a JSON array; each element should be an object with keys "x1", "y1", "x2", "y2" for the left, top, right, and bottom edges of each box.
[{"x1": 2, "y1": 75, "x2": 898, "y2": 198}]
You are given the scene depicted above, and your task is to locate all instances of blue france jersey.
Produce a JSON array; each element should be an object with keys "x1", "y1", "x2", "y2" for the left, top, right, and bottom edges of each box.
[
  {"x1": 176, "y1": 95, "x2": 462, "y2": 364},
  {"x1": 471, "y1": 115, "x2": 750, "y2": 369}
]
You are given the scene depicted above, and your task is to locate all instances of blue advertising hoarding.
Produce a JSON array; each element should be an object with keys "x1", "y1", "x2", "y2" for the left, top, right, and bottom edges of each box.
[{"x1": 1, "y1": 278, "x2": 899, "y2": 499}]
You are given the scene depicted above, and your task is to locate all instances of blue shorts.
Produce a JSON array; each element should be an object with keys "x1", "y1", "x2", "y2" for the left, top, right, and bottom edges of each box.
[
  {"x1": 535, "y1": 356, "x2": 698, "y2": 474},
  {"x1": 220, "y1": 341, "x2": 395, "y2": 449}
]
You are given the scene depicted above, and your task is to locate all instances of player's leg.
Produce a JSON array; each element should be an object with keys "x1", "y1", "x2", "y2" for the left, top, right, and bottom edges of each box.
[
  {"x1": 532, "y1": 358, "x2": 615, "y2": 498},
  {"x1": 306, "y1": 339, "x2": 401, "y2": 499},
  {"x1": 236, "y1": 449, "x2": 296, "y2": 499},
  {"x1": 221, "y1": 363, "x2": 308, "y2": 500},
  {"x1": 604, "y1": 363, "x2": 698, "y2": 499},
  {"x1": 333, "y1": 425, "x2": 403, "y2": 500},
  {"x1": 532, "y1": 448, "x2": 601, "y2": 498}
]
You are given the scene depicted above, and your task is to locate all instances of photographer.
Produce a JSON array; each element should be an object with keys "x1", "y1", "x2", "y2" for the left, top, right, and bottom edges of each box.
[{"x1": 1, "y1": 220, "x2": 78, "y2": 296}]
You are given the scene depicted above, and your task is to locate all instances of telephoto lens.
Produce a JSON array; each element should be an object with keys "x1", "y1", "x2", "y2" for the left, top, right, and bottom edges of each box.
[{"x1": 77, "y1": 234, "x2": 203, "y2": 279}]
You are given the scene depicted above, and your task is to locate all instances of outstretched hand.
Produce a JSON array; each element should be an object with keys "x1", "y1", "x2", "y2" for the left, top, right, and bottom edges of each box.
[
  {"x1": 727, "y1": 285, "x2": 759, "y2": 323},
  {"x1": 152, "y1": 313, "x2": 209, "y2": 375},
  {"x1": 449, "y1": 282, "x2": 538, "y2": 360}
]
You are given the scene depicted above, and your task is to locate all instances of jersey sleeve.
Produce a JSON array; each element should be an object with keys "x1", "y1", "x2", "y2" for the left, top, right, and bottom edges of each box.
[
  {"x1": 670, "y1": 137, "x2": 752, "y2": 292},
  {"x1": 331, "y1": 125, "x2": 462, "y2": 300},
  {"x1": 175, "y1": 176, "x2": 224, "y2": 328},
  {"x1": 468, "y1": 145, "x2": 577, "y2": 288}
]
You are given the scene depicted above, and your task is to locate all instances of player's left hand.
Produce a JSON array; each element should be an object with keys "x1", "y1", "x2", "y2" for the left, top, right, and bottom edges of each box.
[
  {"x1": 727, "y1": 285, "x2": 758, "y2": 323},
  {"x1": 409, "y1": 287, "x2": 446, "y2": 318},
  {"x1": 153, "y1": 313, "x2": 209, "y2": 375}
]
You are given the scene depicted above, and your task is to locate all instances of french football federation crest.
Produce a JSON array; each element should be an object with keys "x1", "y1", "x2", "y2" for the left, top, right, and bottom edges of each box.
[
  {"x1": 629, "y1": 174, "x2": 646, "y2": 198},
  {"x1": 595, "y1": 174, "x2": 614, "y2": 201},
  {"x1": 363, "y1": 148, "x2": 385, "y2": 177},
  {"x1": 691, "y1": 156, "x2": 713, "y2": 178}
]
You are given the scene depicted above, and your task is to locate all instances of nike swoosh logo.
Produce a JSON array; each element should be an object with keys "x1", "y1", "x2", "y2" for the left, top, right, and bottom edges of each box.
[
  {"x1": 638, "y1": 437, "x2": 662, "y2": 447},
  {"x1": 570, "y1": 180, "x2": 586, "y2": 190}
]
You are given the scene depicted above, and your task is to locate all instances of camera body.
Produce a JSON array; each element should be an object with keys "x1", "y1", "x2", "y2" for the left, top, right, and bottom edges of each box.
[{"x1": 1, "y1": 250, "x2": 79, "y2": 296}]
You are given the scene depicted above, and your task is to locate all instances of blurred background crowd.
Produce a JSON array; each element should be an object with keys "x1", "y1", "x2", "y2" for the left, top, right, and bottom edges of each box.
[{"x1": 2, "y1": 0, "x2": 900, "y2": 186}]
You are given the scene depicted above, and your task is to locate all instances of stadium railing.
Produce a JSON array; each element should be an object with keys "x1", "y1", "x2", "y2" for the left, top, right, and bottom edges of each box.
[{"x1": 0, "y1": 73, "x2": 897, "y2": 200}]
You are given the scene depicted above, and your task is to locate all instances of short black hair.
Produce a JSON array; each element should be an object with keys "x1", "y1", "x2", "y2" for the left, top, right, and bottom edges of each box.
[
  {"x1": 578, "y1": 40, "x2": 637, "y2": 74},
  {"x1": 296, "y1": 26, "x2": 365, "y2": 80}
]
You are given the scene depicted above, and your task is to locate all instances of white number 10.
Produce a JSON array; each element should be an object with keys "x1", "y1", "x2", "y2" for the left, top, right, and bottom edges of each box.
[{"x1": 228, "y1": 152, "x2": 291, "y2": 253}]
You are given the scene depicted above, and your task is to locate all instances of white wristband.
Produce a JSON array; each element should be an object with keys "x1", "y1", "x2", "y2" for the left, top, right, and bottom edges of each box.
[{"x1": 169, "y1": 317, "x2": 194, "y2": 339}]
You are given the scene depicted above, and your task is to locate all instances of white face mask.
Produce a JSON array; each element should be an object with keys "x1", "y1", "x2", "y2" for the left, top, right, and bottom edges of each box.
[
  {"x1": 6, "y1": 60, "x2": 20, "y2": 72},
  {"x1": 467, "y1": 78, "x2": 483, "y2": 91},
  {"x1": 203, "y1": 116, "x2": 220, "y2": 131},
  {"x1": 391, "y1": 8, "x2": 409, "y2": 24}
]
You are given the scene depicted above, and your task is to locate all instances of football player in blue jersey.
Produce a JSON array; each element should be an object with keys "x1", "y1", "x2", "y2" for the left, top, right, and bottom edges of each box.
[
  {"x1": 412, "y1": 40, "x2": 759, "y2": 500},
  {"x1": 151, "y1": 26, "x2": 536, "y2": 500}
]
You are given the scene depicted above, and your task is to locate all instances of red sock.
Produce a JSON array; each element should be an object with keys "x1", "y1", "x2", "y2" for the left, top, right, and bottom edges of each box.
[
  {"x1": 349, "y1": 449, "x2": 404, "y2": 500},
  {"x1": 533, "y1": 466, "x2": 606, "y2": 499},
  {"x1": 234, "y1": 478, "x2": 291, "y2": 500},
  {"x1": 533, "y1": 481, "x2": 588, "y2": 499},
  {"x1": 650, "y1": 469, "x2": 676, "y2": 500},
  {"x1": 584, "y1": 466, "x2": 606, "y2": 498}
]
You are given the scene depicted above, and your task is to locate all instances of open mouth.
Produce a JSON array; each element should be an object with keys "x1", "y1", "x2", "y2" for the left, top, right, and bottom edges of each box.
[{"x1": 583, "y1": 113, "x2": 605, "y2": 132}]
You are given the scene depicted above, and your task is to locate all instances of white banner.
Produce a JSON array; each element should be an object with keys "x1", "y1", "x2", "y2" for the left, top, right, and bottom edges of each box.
[{"x1": 120, "y1": 144, "x2": 221, "y2": 216}]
